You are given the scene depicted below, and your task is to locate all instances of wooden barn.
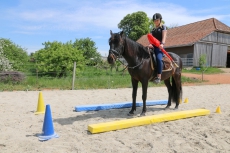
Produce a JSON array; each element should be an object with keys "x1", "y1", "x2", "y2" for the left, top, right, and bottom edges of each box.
[{"x1": 137, "y1": 18, "x2": 230, "y2": 67}]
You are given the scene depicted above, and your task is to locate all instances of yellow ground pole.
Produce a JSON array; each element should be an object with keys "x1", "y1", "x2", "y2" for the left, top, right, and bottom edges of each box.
[{"x1": 88, "y1": 109, "x2": 210, "y2": 134}]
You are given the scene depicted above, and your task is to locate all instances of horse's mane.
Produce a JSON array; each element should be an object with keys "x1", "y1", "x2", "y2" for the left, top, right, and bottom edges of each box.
[{"x1": 124, "y1": 37, "x2": 150, "y2": 59}]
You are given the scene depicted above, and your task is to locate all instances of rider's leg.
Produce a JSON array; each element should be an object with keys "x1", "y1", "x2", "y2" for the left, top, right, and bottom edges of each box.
[{"x1": 154, "y1": 47, "x2": 163, "y2": 83}]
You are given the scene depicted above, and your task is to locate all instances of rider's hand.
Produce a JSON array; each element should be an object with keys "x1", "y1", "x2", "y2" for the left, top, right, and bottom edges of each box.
[
  {"x1": 159, "y1": 44, "x2": 164, "y2": 50},
  {"x1": 148, "y1": 44, "x2": 153, "y2": 48}
]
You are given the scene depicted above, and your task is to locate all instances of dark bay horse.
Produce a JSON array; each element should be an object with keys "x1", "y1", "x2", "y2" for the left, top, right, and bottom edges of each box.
[{"x1": 107, "y1": 30, "x2": 182, "y2": 116}]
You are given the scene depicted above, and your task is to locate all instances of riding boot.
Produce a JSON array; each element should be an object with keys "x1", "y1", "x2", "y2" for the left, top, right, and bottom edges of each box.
[{"x1": 154, "y1": 77, "x2": 161, "y2": 84}]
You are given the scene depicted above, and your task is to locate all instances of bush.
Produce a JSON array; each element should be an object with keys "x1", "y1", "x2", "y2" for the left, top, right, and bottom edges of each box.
[
  {"x1": 0, "y1": 71, "x2": 25, "y2": 83},
  {"x1": 0, "y1": 38, "x2": 29, "y2": 71},
  {"x1": 199, "y1": 54, "x2": 206, "y2": 68}
]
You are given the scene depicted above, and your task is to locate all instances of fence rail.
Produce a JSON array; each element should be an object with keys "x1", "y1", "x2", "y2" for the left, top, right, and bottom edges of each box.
[
  {"x1": 0, "y1": 62, "x2": 133, "y2": 90},
  {"x1": 181, "y1": 58, "x2": 193, "y2": 66},
  {"x1": 0, "y1": 59, "x2": 199, "y2": 90}
]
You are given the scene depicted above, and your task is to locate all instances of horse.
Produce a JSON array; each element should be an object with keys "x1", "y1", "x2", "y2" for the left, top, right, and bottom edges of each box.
[{"x1": 107, "y1": 30, "x2": 183, "y2": 116}]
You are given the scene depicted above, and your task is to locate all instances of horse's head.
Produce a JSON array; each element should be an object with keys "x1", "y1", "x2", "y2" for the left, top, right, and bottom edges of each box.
[{"x1": 107, "y1": 30, "x2": 124, "y2": 65}]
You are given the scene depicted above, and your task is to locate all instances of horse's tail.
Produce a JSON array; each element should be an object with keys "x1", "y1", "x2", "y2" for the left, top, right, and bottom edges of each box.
[{"x1": 171, "y1": 76, "x2": 182, "y2": 103}]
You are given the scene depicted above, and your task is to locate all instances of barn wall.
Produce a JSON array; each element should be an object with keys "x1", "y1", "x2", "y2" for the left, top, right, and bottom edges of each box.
[
  {"x1": 217, "y1": 33, "x2": 230, "y2": 44},
  {"x1": 202, "y1": 32, "x2": 218, "y2": 42},
  {"x1": 211, "y1": 44, "x2": 228, "y2": 67},
  {"x1": 202, "y1": 31, "x2": 230, "y2": 44},
  {"x1": 164, "y1": 31, "x2": 230, "y2": 67},
  {"x1": 194, "y1": 42, "x2": 228, "y2": 67},
  {"x1": 194, "y1": 32, "x2": 230, "y2": 67},
  {"x1": 193, "y1": 43, "x2": 213, "y2": 67},
  {"x1": 165, "y1": 46, "x2": 194, "y2": 58}
]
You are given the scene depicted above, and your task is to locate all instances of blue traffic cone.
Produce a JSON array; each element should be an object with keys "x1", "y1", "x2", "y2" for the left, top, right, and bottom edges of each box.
[{"x1": 38, "y1": 104, "x2": 59, "y2": 141}]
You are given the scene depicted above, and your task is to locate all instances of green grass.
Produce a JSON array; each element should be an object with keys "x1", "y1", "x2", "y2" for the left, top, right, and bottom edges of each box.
[
  {"x1": 0, "y1": 66, "x2": 202, "y2": 91},
  {"x1": 182, "y1": 67, "x2": 224, "y2": 74},
  {"x1": 0, "y1": 75, "x2": 200, "y2": 91}
]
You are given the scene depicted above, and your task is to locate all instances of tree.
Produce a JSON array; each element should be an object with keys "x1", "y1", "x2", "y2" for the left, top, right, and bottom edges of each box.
[
  {"x1": 199, "y1": 54, "x2": 207, "y2": 81},
  {"x1": 0, "y1": 39, "x2": 12, "y2": 71},
  {"x1": 0, "y1": 38, "x2": 29, "y2": 71},
  {"x1": 118, "y1": 11, "x2": 150, "y2": 41},
  {"x1": 33, "y1": 41, "x2": 85, "y2": 77},
  {"x1": 199, "y1": 54, "x2": 207, "y2": 69},
  {"x1": 73, "y1": 38, "x2": 101, "y2": 65}
]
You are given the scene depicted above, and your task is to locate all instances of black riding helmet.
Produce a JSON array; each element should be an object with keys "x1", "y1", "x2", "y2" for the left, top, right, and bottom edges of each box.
[{"x1": 152, "y1": 13, "x2": 162, "y2": 21}]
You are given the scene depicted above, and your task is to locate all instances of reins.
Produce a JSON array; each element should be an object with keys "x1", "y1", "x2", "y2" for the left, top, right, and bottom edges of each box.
[
  {"x1": 127, "y1": 59, "x2": 143, "y2": 69},
  {"x1": 148, "y1": 47, "x2": 154, "y2": 70},
  {"x1": 113, "y1": 56, "x2": 144, "y2": 72}
]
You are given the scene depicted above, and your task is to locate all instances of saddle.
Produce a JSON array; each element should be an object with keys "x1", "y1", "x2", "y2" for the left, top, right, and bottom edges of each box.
[
  {"x1": 146, "y1": 48, "x2": 175, "y2": 81},
  {"x1": 162, "y1": 55, "x2": 172, "y2": 70},
  {"x1": 150, "y1": 52, "x2": 173, "y2": 72}
]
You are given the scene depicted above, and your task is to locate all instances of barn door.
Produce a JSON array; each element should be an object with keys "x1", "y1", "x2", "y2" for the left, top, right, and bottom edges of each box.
[
  {"x1": 211, "y1": 44, "x2": 228, "y2": 67},
  {"x1": 194, "y1": 43, "x2": 212, "y2": 67}
]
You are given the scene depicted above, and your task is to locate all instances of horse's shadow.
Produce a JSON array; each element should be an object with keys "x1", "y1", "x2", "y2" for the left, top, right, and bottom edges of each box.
[{"x1": 53, "y1": 106, "x2": 166, "y2": 125}]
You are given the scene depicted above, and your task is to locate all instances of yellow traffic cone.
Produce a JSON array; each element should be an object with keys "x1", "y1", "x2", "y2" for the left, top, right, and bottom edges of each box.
[
  {"x1": 215, "y1": 106, "x2": 221, "y2": 113},
  {"x1": 35, "y1": 92, "x2": 45, "y2": 115},
  {"x1": 184, "y1": 98, "x2": 188, "y2": 103}
]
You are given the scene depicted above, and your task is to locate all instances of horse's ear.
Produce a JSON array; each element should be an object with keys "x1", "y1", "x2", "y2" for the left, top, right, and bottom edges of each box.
[
  {"x1": 110, "y1": 30, "x2": 113, "y2": 36},
  {"x1": 120, "y1": 31, "x2": 124, "y2": 37}
]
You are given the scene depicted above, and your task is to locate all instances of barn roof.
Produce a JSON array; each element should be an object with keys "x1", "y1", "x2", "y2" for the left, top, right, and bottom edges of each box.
[{"x1": 136, "y1": 18, "x2": 230, "y2": 48}]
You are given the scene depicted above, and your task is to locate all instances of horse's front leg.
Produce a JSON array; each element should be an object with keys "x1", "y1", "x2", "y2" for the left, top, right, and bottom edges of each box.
[
  {"x1": 128, "y1": 78, "x2": 138, "y2": 116},
  {"x1": 140, "y1": 79, "x2": 148, "y2": 116}
]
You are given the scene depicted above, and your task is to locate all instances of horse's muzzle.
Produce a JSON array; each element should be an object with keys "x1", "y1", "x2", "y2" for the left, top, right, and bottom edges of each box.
[{"x1": 107, "y1": 53, "x2": 116, "y2": 64}]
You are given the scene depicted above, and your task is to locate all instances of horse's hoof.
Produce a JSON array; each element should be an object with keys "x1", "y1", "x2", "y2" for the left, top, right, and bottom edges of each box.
[
  {"x1": 164, "y1": 106, "x2": 170, "y2": 110},
  {"x1": 127, "y1": 113, "x2": 134, "y2": 116},
  {"x1": 140, "y1": 112, "x2": 146, "y2": 116},
  {"x1": 174, "y1": 107, "x2": 178, "y2": 110}
]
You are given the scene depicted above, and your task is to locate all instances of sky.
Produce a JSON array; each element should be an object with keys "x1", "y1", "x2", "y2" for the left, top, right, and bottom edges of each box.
[{"x1": 1, "y1": 0, "x2": 230, "y2": 56}]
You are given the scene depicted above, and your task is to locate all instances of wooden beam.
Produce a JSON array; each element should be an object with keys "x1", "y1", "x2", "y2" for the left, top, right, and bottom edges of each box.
[{"x1": 88, "y1": 109, "x2": 210, "y2": 134}]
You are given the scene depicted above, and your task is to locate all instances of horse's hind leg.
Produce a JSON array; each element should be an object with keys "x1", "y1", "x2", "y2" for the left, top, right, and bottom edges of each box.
[
  {"x1": 128, "y1": 78, "x2": 138, "y2": 115},
  {"x1": 164, "y1": 78, "x2": 172, "y2": 110},
  {"x1": 172, "y1": 73, "x2": 182, "y2": 110}
]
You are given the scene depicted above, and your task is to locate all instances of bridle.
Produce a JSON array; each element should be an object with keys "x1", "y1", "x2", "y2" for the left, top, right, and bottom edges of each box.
[
  {"x1": 108, "y1": 36, "x2": 143, "y2": 70},
  {"x1": 108, "y1": 35, "x2": 125, "y2": 67},
  {"x1": 109, "y1": 44, "x2": 129, "y2": 71},
  {"x1": 109, "y1": 36, "x2": 124, "y2": 58}
]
